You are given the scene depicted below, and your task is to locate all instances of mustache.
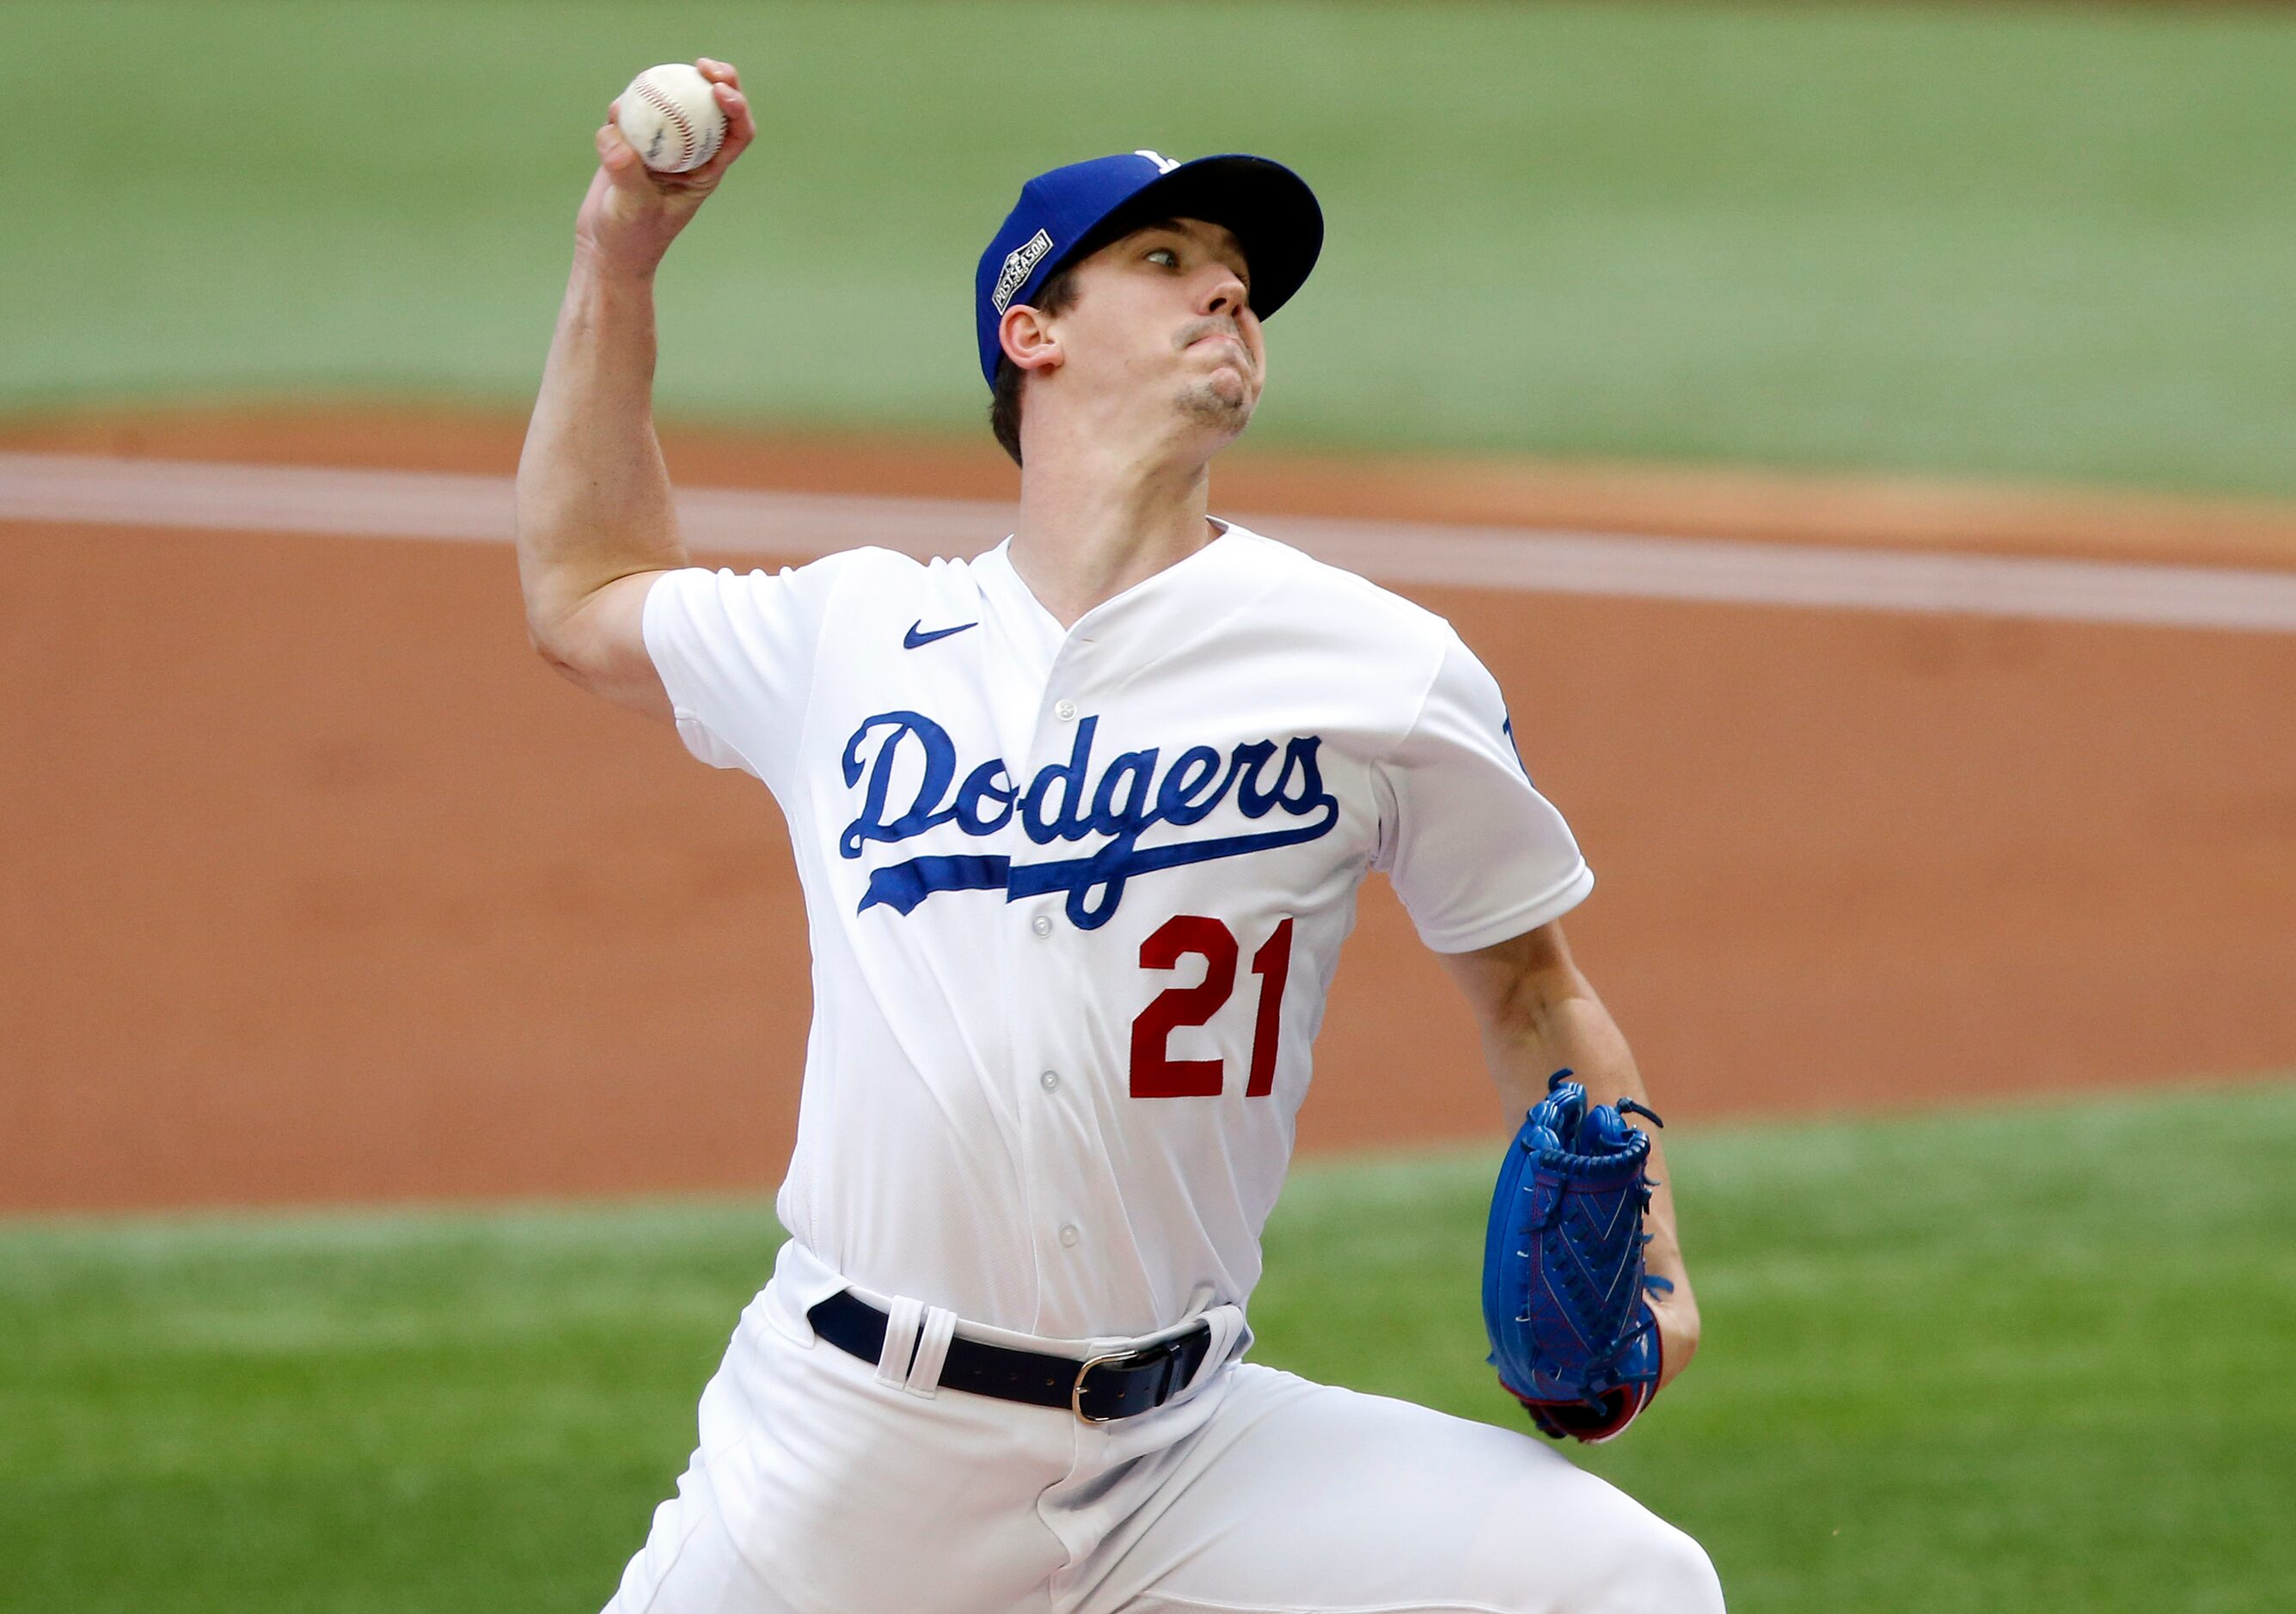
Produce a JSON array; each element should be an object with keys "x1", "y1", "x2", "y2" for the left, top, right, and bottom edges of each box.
[{"x1": 1176, "y1": 317, "x2": 1252, "y2": 366}]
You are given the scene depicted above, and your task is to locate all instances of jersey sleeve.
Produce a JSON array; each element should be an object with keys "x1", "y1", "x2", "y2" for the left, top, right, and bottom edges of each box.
[
  {"x1": 641, "y1": 556, "x2": 855, "y2": 792},
  {"x1": 1373, "y1": 630, "x2": 1594, "y2": 953}
]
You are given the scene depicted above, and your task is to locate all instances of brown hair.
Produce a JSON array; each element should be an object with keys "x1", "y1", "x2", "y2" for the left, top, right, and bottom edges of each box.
[{"x1": 988, "y1": 264, "x2": 1083, "y2": 468}]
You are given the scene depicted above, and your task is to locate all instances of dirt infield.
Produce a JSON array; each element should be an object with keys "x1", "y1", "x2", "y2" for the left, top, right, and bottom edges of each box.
[{"x1": 7, "y1": 407, "x2": 2295, "y2": 1213}]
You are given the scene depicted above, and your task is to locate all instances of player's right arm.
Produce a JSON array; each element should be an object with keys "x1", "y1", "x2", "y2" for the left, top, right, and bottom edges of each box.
[{"x1": 514, "y1": 58, "x2": 756, "y2": 722}]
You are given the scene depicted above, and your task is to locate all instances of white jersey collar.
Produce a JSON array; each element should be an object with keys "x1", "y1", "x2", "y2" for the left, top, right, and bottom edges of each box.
[{"x1": 973, "y1": 518, "x2": 1267, "y2": 652}]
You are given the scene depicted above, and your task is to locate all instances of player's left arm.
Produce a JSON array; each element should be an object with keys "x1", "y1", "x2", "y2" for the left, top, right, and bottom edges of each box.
[{"x1": 1440, "y1": 920, "x2": 1699, "y2": 1390}]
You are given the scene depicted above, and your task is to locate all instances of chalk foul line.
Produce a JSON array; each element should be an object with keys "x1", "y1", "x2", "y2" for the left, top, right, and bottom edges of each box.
[{"x1": 6, "y1": 451, "x2": 2296, "y2": 633}]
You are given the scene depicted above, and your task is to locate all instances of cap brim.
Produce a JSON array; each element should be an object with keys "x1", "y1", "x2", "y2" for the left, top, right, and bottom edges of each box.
[{"x1": 1054, "y1": 154, "x2": 1324, "y2": 321}]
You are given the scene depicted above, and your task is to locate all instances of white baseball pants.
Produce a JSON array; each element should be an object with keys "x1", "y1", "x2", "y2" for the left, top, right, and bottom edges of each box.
[{"x1": 603, "y1": 1242, "x2": 1723, "y2": 1614}]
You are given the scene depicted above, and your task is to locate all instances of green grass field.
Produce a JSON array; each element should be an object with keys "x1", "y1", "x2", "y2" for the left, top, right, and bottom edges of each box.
[
  {"x1": 4, "y1": 1081, "x2": 2293, "y2": 1612},
  {"x1": 8, "y1": 1, "x2": 2296, "y2": 494}
]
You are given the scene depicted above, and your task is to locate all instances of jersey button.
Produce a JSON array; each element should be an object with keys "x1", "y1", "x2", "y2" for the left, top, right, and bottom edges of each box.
[
  {"x1": 1039, "y1": 1070, "x2": 1060, "y2": 1092},
  {"x1": 1053, "y1": 699, "x2": 1077, "y2": 722},
  {"x1": 1032, "y1": 914, "x2": 1053, "y2": 937},
  {"x1": 1058, "y1": 1223, "x2": 1081, "y2": 1248}
]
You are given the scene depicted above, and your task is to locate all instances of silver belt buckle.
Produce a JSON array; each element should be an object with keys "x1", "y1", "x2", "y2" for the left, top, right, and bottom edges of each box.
[{"x1": 1071, "y1": 1346, "x2": 1152, "y2": 1425}]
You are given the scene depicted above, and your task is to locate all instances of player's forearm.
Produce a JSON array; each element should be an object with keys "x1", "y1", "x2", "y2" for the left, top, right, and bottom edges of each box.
[
  {"x1": 1490, "y1": 994, "x2": 1685, "y2": 1274},
  {"x1": 514, "y1": 254, "x2": 691, "y2": 652}
]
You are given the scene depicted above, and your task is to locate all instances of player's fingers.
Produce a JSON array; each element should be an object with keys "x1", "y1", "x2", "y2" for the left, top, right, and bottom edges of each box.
[
  {"x1": 716, "y1": 84, "x2": 756, "y2": 147},
  {"x1": 595, "y1": 122, "x2": 651, "y2": 187},
  {"x1": 697, "y1": 56, "x2": 741, "y2": 91},
  {"x1": 685, "y1": 139, "x2": 745, "y2": 190},
  {"x1": 677, "y1": 89, "x2": 752, "y2": 185}
]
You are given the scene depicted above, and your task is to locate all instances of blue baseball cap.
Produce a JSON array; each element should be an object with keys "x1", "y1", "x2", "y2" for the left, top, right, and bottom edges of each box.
[{"x1": 973, "y1": 150, "x2": 1324, "y2": 388}]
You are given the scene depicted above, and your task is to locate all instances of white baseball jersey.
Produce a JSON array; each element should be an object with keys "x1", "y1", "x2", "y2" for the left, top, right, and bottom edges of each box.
[{"x1": 641, "y1": 520, "x2": 1591, "y2": 1341}]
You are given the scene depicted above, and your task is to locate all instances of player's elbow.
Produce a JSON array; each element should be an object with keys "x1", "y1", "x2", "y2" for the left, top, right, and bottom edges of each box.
[
  {"x1": 523, "y1": 593, "x2": 585, "y2": 676},
  {"x1": 518, "y1": 571, "x2": 674, "y2": 721},
  {"x1": 526, "y1": 602, "x2": 629, "y2": 703},
  {"x1": 530, "y1": 619, "x2": 595, "y2": 688},
  {"x1": 1443, "y1": 923, "x2": 1593, "y2": 1041},
  {"x1": 1489, "y1": 956, "x2": 1597, "y2": 1047},
  {"x1": 518, "y1": 565, "x2": 617, "y2": 681}
]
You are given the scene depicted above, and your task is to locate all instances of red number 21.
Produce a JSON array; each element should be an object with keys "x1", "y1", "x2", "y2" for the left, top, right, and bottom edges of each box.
[{"x1": 1129, "y1": 915, "x2": 1295, "y2": 1099}]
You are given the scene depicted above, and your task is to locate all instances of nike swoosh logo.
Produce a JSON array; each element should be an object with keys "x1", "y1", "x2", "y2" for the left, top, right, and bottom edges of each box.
[{"x1": 903, "y1": 620, "x2": 978, "y2": 649}]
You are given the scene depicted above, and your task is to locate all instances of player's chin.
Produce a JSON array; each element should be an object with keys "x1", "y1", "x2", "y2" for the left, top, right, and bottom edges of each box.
[{"x1": 1174, "y1": 372, "x2": 1258, "y2": 437}]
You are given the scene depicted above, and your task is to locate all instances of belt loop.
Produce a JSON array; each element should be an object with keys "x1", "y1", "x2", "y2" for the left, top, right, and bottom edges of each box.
[
  {"x1": 876, "y1": 1295, "x2": 925, "y2": 1387},
  {"x1": 1198, "y1": 1303, "x2": 1247, "y2": 1381},
  {"x1": 903, "y1": 1305, "x2": 957, "y2": 1399}
]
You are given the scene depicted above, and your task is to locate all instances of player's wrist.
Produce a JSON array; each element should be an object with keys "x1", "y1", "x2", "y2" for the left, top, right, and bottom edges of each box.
[
  {"x1": 1650, "y1": 1291, "x2": 1700, "y2": 1387},
  {"x1": 571, "y1": 161, "x2": 696, "y2": 281},
  {"x1": 572, "y1": 236, "x2": 664, "y2": 290}
]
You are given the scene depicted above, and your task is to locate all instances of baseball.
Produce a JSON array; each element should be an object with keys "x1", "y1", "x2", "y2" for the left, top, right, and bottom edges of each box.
[{"x1": 615, "y1": 64, "x2": 728, "y2": 174}]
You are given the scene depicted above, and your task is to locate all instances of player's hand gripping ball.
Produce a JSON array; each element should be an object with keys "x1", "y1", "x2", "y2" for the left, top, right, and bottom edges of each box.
[
  {"x1": 1481, "y1": 1070, "x2": 1671, "y2": 1443},
  {"x1": 615, "y1": 63, "x2": 729, "y2": 174}
]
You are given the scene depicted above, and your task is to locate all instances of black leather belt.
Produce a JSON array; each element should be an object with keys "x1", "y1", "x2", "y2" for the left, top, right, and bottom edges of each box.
[{"x1": 806, "y1": 1289, "x2": 1215, "y2": 1424}]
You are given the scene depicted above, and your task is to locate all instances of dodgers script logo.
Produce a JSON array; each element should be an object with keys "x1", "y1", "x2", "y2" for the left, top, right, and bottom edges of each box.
[{"x1": 840, "y1": 711, "x2": 1338, "y2": 929}]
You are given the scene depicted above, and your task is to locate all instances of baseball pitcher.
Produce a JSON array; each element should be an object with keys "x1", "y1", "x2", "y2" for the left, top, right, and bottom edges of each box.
[{"x1": 516, "y1": 58, "x2": 1724, "y2": 1614}]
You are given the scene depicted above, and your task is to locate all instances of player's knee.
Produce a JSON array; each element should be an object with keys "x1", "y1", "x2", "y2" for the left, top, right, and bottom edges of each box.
[
  {"x1": 1603, "y1": 1515, "x2": 1724, "y2": 1614},
  {"x1": 1486, "y1": 1484, "x2": 1722, "y2": 1613}
]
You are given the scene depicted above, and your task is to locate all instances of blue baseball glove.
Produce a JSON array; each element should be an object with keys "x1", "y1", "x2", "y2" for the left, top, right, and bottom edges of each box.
[{"x1": 1481, "y1": 1068, "x2": 1670, "y2": 1443}]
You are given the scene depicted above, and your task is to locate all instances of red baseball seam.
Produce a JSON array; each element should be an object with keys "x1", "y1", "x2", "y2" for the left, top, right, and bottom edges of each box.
[{"x1": 634, "y1": 78, "x2": 701, "y2": 169}]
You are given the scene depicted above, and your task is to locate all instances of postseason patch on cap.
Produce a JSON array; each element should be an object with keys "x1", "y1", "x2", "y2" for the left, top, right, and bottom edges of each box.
[{"x1": 991, "y1": 229, "x2": 1054, "y2": 314}]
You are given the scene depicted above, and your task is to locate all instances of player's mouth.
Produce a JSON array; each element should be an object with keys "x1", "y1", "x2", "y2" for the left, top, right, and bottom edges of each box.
[
  {"x1": 1185, "y1": 319, "x2": 1258, "y2": 353},
  {"x1": 1179, "y1": 321, "x2": 1252, "y2": 367}
]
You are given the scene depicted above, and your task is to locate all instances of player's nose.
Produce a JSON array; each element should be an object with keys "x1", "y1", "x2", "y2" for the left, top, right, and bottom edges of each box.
[{"x1": 1197, "y1": 263, "x2": 1251, "y2": 320}]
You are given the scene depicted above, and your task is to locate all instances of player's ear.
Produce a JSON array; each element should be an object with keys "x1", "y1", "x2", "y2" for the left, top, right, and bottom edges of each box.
[{"x1": 1000, "y1": 304, "x2": 1063, "y2": 376}]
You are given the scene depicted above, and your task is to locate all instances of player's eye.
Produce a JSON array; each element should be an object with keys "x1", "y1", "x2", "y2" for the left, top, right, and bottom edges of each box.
[{"x1": 1145, "y1": 247, "x2": 1180, "y2": 268}]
